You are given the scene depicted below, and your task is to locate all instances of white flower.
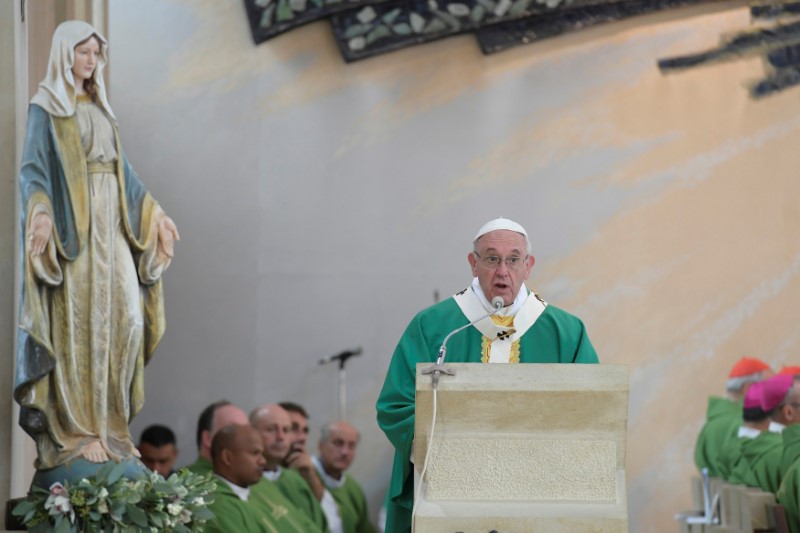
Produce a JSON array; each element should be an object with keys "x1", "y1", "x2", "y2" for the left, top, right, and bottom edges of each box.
[
  {"x1": 167, "y1": 502, "x2": 183, "y2": 516},
  {"x1": 97, "y1": 499, "x2": 109, "y2": 514},
  {"x1": 191, "y1": 496, "x2": 205, "y2": 506},
  {"x1": 180, "y1": 509, "x2": 192, "y2": 523},
  {"x1": 44, "y1": 487, "x2": 75, "y2": 523},
  {"x1": 97, "y1": 487, "x2": 109, "y2": 500}
]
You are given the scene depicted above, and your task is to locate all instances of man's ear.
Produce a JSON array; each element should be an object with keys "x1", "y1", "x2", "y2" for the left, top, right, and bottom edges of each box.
[
  {"x1": 221, "y1": 448, "x2": 233, "y2": 467},
  {"x1": 201, "y1": 430, "x2": 212, "y2": 452},
  {"x1": 468, "y1": 252, "x2": 478, "y2": 276},
  {"x1": 524, "y1": 255, "x2": 535, "y2": 278}
]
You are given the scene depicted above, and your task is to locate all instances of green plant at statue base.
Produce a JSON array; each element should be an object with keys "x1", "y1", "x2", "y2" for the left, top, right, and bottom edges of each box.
[{"x1": 12, "y1": 462, "x2": 216, "y2": 532}]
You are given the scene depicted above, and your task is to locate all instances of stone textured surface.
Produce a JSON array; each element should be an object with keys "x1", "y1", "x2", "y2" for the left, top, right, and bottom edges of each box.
[{"x1": 425, "y1": 437, "x2": 617, "y2": 500}]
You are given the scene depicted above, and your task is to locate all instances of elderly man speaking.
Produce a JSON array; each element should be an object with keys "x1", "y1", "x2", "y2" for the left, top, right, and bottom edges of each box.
[{"x1": 376, "y1": 217, "x2": 599, "y2": 533}]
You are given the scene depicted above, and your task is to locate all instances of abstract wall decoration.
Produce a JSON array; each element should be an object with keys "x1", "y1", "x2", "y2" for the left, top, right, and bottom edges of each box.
[
  {"x1": 659, "y1": 2, "x2": 800, "y2": 98},
  {"x1": 243, "y1": 0, "x2": 723, "y2": 61}
]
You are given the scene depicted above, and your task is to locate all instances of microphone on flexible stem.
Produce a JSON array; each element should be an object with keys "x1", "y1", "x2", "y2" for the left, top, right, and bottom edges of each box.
[
  {"x1": 318, "y1": 347, "x2": 363, "y2": 367},
  {"x1": 423, "y1": 296, "x2": 505, "y2": 388}
]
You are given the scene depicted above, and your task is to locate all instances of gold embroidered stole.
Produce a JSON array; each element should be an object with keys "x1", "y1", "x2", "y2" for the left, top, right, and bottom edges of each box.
[{"x1": 452, "y1": 286, "x2": 547, "y2": 364}]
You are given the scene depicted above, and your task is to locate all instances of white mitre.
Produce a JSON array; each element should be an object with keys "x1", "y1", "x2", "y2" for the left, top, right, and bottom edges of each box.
[{"x1": 474, "y1": 217, "x2": 530, "y2": 252}]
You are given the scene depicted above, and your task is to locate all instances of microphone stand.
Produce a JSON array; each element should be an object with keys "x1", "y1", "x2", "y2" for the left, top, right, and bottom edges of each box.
[
  {"x1": 319, "y1": 349, "x2": 361, "y2": 421},
  {"x1": 421, "y1": 298, "x2": 504, "y2": 388}
]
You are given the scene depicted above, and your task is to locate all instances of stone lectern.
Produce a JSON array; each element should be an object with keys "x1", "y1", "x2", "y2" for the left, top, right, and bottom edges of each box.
[{"x1": 413, "y1": 363, "x2": 629, "y2": 533}]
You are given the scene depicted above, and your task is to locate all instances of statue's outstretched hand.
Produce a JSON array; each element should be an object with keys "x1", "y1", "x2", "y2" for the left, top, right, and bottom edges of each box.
[
  {"x1": 28, "y1": 213, "x2": 53, "y2": 257},
  {"x1": 157, "y1": 216, "x2": 180, "y2": 260}
]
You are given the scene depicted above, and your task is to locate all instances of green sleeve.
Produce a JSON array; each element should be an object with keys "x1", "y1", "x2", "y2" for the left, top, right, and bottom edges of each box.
[
  {"x1": 778, "y1": 463, "x2": 800, "y2": 533},
  {"x1": 278, "y1": 469, "x2": 329, "y2": 532},
  {"x1": 376, "y1": 312, "x2": 430, "y2": 518}
]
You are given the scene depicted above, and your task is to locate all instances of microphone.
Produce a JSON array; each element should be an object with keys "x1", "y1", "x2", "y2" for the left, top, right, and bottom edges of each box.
[
  {"x1": 424, "y1": 296, "x2": 505, "y2": 387},
  {"x1": 318, "y1": 347, "x2": 363, "y2": 366}
]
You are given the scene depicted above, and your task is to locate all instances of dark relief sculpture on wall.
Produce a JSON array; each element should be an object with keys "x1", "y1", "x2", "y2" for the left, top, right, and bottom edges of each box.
[{"x1": 244, "y1": 0, "x2": 800, "y2": 97}]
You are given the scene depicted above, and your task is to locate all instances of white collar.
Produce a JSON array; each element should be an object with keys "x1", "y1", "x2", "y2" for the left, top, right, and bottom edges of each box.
[
  {"x1": 262, "y1": 467, "x2": 282, "y2": 481},
  {"x1": 738, "y1": 426, "x2": 762, "y2": 439},
  {"x1": 770, "y1": 421, "x2": 786, "y2": 433},
  {"x1": 217, "y1": 475, "x2": 250, "y2": 501},
  {"x1": 312, "y1": 455, "x2": 346, "y2": 488},
  {"x1": 470, "y1": 277, "x2": 527, "y2": 316}
]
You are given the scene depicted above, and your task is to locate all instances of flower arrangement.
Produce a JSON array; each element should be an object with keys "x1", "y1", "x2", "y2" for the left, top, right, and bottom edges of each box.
[{"x1": 13, "y1": 462, "x2": 217, "y2": 532}]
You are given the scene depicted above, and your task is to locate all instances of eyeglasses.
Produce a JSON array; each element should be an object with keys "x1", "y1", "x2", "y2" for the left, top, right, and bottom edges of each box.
[{"x1": 473, "y1": 251, "x2": 528, "y2": 271}]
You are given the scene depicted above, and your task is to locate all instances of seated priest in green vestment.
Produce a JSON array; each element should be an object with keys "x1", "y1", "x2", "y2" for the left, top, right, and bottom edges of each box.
[
  {"x1": 138, "y1": 424, "x2": 179, "y2": 478},
  {"x1": 204, "y1": 424, "x2": 282, "y2": 532},
  {"x1": 729, "y1": 377, "x2": 793, "y2": 493},
  {"x1": 313, "y1": 421, "x2": 376, "y2": 533},
  {"x1": 718, "y1": 381, "x2": 773, "y2": 481},
  {"x1": 279, "y1": 402, "x2": 344, "y2": 532},
  {"x1": 188, "y1": 400, "x2": 249, "y2": 475},
  {"x1": 251, "y1": 404, "x2": 330, "y2": 532},
  {"x1": 694, "y1": 356, "x2": 772, "y2": 478},
  {"x1": 376, "y1": 217, "x2": 600, "y2": 533},
  {"x1": 774, "y1": 369, "x2": 800, "y2": 477},
  {"x1": 776, "y1": 370, "x2": 800, "y2": 533}
]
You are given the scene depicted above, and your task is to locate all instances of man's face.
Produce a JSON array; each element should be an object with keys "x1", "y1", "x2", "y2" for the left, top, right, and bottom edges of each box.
[
  {"x1": 468, "y1": 230, "x2": 534, "y2": 306},
  {"x1": 140, "y1": 442, "x2": 178, "y2": 478},
  {"x1": 781, "y1": 384, "x2": 800, "y2": 425},
  {"x1": 319, "y1": 423, "x2": 359, "y2": 479},
  {"x1": 253, "y1": 407, "x2": 293, "y2": 463},
  {"x1": 288, "y1": 411, "x2": 309, "y2": 451},
  {"x1": 228, "y1": 429, "x2": 266, "y2": 487}
]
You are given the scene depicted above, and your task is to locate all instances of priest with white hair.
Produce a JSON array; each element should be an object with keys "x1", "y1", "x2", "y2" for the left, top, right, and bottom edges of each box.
[{"x1": 376, "y1": 217, "x2": 599, "y2": 533}]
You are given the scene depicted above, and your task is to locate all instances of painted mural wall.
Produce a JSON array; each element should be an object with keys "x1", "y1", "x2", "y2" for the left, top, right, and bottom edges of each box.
[{"x1": 108, "y1": 1, "x2": 800, "y2": 530}]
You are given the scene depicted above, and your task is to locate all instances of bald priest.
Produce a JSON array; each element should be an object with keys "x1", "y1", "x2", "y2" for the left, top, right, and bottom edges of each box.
[{"x1": 376, "y1": 217, "x2": 600, "y2": 533}]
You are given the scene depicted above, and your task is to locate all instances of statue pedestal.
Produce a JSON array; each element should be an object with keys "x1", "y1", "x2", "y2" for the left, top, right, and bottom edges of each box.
[
  {"x1": 30, "y1": 457, "x2": 148, "y2": 490},
  {"x1": 414, "y1": 363, "x2": 629, "y2": 532}
]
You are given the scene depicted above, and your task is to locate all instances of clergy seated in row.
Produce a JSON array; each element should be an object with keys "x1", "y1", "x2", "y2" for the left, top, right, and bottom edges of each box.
[
  {"x1": 727, "y1": 375, "x2": 795, "y2": 493},
  {"x1": 280, "y1": 402, "x2": 345, "y2": 533},
  {"x1": 204, "y1": 424, "x2": 283, "y2": 532},
  {"x1": 313, "y1": 421, "x2": 376, "y2": 533},
  {"x1": 250, "y1": 404, "x2": 329, "y2": 533},
  {"x1": 188, "y1": 400, "x2": 250, "y2": 475},
  {"x1": 138, "y1": 424, "x2": 179, "y2": 478},
  {"x1": 694, "y1": 356, "x2": 773, "y2": 478}
]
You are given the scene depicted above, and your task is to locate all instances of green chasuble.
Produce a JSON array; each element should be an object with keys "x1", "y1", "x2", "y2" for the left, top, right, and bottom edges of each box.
[
  {"x1": 377, "y1": 293, "x2": 599, "y2": 533},
  {"x1": 204, "y1": 478, "x2": 281, "y2": 533},
  {"x1": 251, "y1": 476, "x2": 326, "y2": 533},
  {"x1": 729, "y1": 431, "x2": 783, "y2": 493},
  {"x1": 780, "y1": 425, "x2": 800, "y2": 478},
  {"x1": 187, "y1": 456, "x2": 213, "y2": 476},
  {"x1": 779, "y1": 464, "x2": 800, "y2": 533},
  {"x1": 694, "y1": 397, "x2": 742, "y2": 477},
  {"x1": 327, "y1": 475, "x2": 375, "y2": 533},
  {"x1": 777, "y1": 427, "x2": 800, "y2": 533},
  {"x1": 717, "y1": 432, "x2": 750, "y2": 482},
  {"x1": 273, "y1": 467, "x2": 329, "y2": 532}
]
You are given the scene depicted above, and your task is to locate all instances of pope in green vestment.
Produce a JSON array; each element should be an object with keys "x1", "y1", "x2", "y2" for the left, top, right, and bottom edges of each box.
[
  {"x1": 694, "y1": 397, "x2": 742, "y2": 477},
  {"x1": 378, "y1": 219, "x2": 600, "y2": 533},
  {"x1": 728, "y1": 431, "x2": 783, "y2": 493}
]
